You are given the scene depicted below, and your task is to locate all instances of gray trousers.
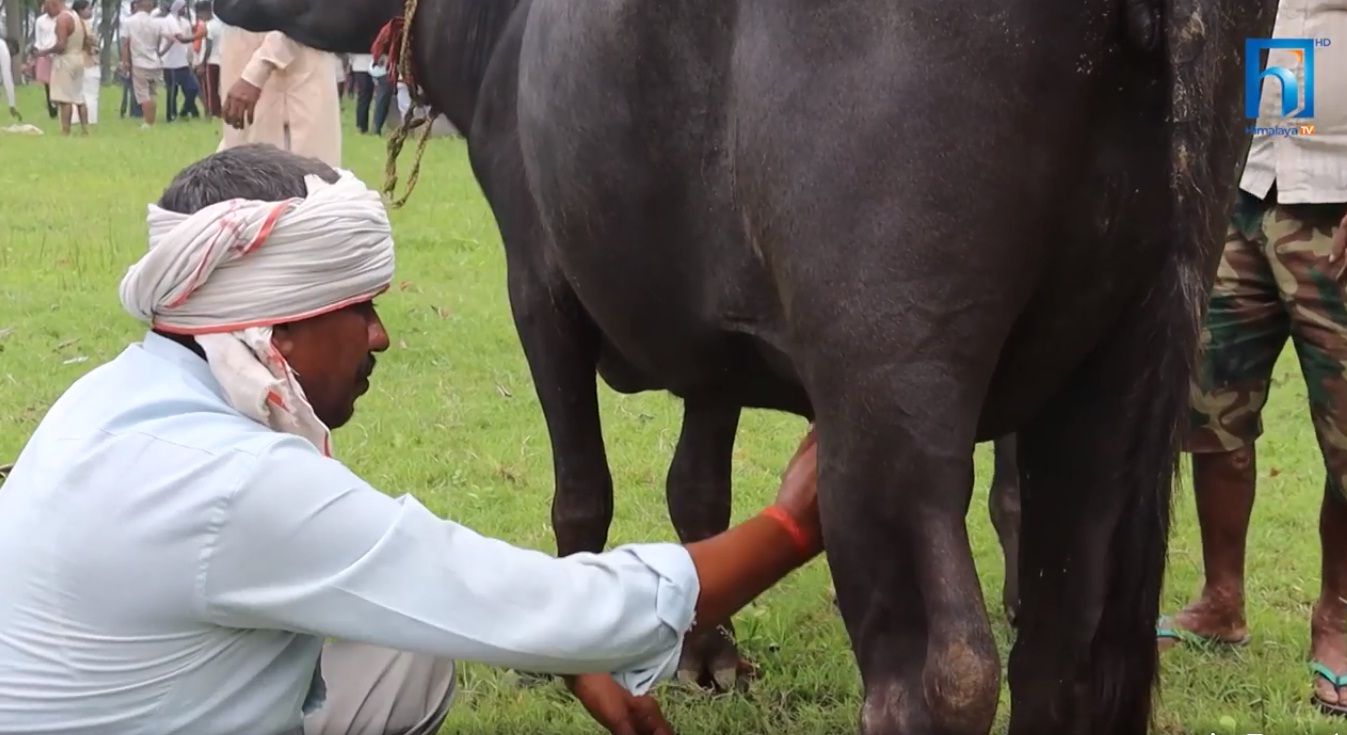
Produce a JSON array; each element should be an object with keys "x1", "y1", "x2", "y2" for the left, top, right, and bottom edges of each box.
[{"x1": 302, "y1": 640, "x2": 456, "y2": 735}]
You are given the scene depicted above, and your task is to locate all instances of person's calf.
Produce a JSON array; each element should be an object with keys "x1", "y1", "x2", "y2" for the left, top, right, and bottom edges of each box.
[{"x1": 1158, "y1": 447, "x2": 1258, "y2": 650}]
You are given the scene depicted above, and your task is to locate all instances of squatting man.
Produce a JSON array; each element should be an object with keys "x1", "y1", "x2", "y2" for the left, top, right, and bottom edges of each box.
[{"x1": 0, "y1": 144, "x2": 823, "y2": 735}]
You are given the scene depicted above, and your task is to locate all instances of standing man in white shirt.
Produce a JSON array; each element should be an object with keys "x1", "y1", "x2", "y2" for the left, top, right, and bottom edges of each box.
[
  {"x1": 197, "y1": 0, "x2": 224, "y2": 118},
  {"x1": 347, "y1": 51, "x2": 373, "y2": 134},
  {"x1": 158, "y1": 0, "x2": 202, "y2": 121},
  {"x1": 72, "y1": 0, "x2": 99, "y2": 126},
  {"x1": 32, "y1": 0, "x2": 92, "y2": 136},
  {"x1": 369, "y1": 56, "x2": 392, "y2": 135},
  {"x1": 28, "y1": 8, "x2": 57, "y2": 118},
  {"x1": 0, "y1": 143, "x2": 823, "y2": 735},
  {"x1": 1159, "y1": 0, "x2": 1347, "y2": 717},
  {"x1": 120, "y1": 0, "x2": 172, "y2": 127},
  {"x1": 219, "y1": 26, "x2": 343, "y2": 167}
]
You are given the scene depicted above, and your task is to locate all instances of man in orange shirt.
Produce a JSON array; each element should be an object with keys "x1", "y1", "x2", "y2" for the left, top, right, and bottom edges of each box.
[
  {"x1": 370, "y1": 16, "x2": 423, "y2": 123},
  {"x1": 369, "y1": 17, "x2": 413, "y2": 91}
]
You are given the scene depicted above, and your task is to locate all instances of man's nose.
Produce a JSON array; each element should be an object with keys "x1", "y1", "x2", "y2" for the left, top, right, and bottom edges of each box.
[{"x1": 368, "y1": 314, "x2": 390, "y2": 352}]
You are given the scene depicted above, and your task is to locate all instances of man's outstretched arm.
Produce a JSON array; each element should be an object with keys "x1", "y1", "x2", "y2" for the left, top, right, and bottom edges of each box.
[{"x1": 198, "y1": 431, "x2": 819, "y2": 695}]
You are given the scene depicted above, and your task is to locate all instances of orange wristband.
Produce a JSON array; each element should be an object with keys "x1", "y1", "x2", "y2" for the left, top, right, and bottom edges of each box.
[{"x1": 762, "y1": 505, "x2": 813, "y2": 558}]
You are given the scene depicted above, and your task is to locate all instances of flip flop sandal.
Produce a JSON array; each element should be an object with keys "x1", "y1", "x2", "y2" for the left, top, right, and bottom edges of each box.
[
  {"x1": 1310, "y1": 661, "x2": 1347, "y2": 716},
  {"x1": 1155, "y1": 616, "x2": 1250, "y2": 648}
]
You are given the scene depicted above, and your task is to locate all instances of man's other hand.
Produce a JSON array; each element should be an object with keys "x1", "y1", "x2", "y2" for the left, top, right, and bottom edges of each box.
[{"x1": 567, "y1": 674, "x2": 674, "y2": 735}]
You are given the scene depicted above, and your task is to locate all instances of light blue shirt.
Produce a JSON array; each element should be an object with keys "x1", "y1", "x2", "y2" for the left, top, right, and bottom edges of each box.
[{"x1": 0, "y1": 332, "x2": 699, "y2": 735}]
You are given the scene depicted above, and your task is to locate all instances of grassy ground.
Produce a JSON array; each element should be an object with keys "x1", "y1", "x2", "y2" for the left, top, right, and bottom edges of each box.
[{"x1": 2, "y1": 84, "x2": 1345, "y2": 734}]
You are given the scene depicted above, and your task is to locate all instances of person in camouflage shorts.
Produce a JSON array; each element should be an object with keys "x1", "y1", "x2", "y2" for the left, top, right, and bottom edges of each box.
[
  {"x1": 1191, "y1": 190, "x2": 1347, "y2": 467},
  {"x1": 1156, "y1": 1, "x2": 1347, "y2": 712},
  {"x1": 1158, "y1": 190, "x2": 1347, "y2": 710}
]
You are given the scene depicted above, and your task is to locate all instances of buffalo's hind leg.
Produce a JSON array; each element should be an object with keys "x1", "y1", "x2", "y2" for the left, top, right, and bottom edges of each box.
[
  {"x1": 665, "y1": 401, "x2": 753, "y2": 692},
  {"x1": 988, "y1": 434, "x2": 1022, "y2": 627},
  {"x1": 1008, "y1": 283, "x2": 1187, "y2": 735}
]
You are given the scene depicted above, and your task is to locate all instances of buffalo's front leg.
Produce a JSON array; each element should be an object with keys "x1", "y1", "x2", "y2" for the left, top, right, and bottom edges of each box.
[
  {"x1": 509, "y1": 284, "x2": 612, "y2": 556},
  {"x1": 477, "y1": 119, "x2": 615, "y2": 560},
  {"x1": 988, "y1": 434, "x2": 1021, "y2": 627},
  {"x1": 496, "y1": 225, "x2": 614, "y2": 687},
  {"x1": 818, "y1": 381, "x2": 1001, "y2": 735},
  {"x1": 665, "y1": 401, "x2": 748, "y2": 691}
]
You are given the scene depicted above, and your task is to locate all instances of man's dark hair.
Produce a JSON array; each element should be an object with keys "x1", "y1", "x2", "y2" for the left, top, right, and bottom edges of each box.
[
  {"x1": 194, "y1": 0, "x2": 212, "y2": 13},
  {"x1": 157, "y1": 144, "x2": 341, "y2": 215},
  {"x1": 71, "y1": 0, "x2": 90, "y2": 12}
]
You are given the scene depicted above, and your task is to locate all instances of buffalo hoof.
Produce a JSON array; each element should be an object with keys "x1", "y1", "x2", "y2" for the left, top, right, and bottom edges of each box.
[{"x1": 676, "y1": 623, "x2": 755, "y2": 693}]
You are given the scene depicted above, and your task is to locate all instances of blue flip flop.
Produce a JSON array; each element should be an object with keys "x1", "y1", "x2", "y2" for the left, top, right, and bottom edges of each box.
[
  {"x1": 1310, "y1": 661, "x2": 1347, "y2": 716},
  {"x1": 1155, "y1": 616, "x2": 1250, "y2": 648}
]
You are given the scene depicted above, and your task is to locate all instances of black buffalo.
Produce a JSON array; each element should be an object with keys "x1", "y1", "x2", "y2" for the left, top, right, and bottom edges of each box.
[{"x1": 213, "y1": 0, "x2": 1277, "y2": 732}]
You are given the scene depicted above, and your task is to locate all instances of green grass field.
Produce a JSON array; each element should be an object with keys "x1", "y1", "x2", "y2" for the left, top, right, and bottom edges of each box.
[{"x1": 2, "y1": 85, "x2": 1345, "y2": 734}]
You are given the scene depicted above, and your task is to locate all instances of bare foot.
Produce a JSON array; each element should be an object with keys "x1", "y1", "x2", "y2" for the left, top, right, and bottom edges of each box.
[
  {"x1": 1157, "y1": 587, "x2": 1248, "y2": 651},
  {"x1": 1311, "y1": 604, "x2": 1347, "y2": 712}
]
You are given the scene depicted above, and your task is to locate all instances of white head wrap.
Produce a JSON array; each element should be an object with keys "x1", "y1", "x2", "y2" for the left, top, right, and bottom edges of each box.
[{"x1": 119, "y1": 168, "x2": 395, "y2": 456}]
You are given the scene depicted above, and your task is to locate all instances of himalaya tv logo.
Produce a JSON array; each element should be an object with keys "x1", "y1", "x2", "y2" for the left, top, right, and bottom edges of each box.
[{"x1": 1245, "y1": 37, "x2": 1329, "y2": 126}]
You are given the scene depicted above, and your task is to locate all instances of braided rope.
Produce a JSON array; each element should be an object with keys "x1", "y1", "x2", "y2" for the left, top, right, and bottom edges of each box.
[{"x1": 381, "y1": 0, "x2": 434, "y2": 209}]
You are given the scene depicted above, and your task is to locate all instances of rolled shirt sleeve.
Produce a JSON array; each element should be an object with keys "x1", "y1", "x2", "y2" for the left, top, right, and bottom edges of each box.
[
  {"x1": 197, "y1": 435, "x2": 699, "y2": 695},
  {"x1": 240, "y1": 31, "x2": 298, "y2": 89}
]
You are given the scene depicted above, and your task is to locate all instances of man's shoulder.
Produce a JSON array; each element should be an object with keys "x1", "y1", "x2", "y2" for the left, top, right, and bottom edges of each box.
[
  {"x1": 10, "y1": 347, "x2": 336, "y2": 508},
  {"x1": 35, "y1": 341, "x2": 284, "y2": 458}
]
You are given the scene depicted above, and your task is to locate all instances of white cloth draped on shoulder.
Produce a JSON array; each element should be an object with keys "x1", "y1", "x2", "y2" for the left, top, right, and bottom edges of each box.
[{"x1": 118, "y1": 169, "x2": 395, "y2": 455}]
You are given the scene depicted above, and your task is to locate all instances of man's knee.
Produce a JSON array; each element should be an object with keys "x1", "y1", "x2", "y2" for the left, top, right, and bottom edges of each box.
[{"x1": 304, "y1": 641, "x2": 455, "y2": 735}]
